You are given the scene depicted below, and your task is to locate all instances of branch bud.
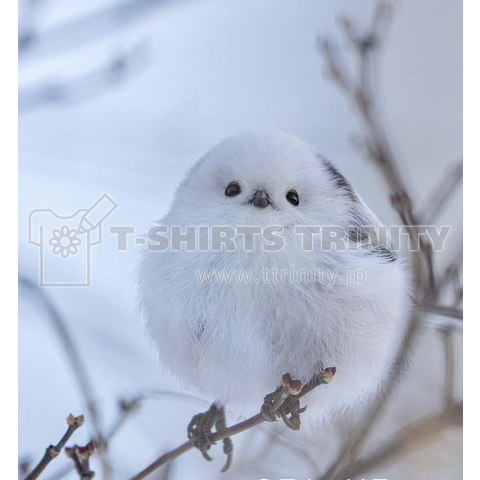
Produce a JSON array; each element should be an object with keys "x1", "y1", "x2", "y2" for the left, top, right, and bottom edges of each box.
[
  {"x1": 322, "y1": 367, "x2": 337, "y2": 384},
  {"x1": 288, "y1": 380, "x2": 303, "y2": 395},
  {"x1": 66, "y1": 414, "x2": 85, "y2": 427},
  {"x1": 281, "y1": 373, "x2": 293, "y2": 387}
]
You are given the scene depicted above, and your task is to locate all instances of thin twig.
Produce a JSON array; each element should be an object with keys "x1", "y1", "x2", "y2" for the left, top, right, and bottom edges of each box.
[
  {"x1": 44, "y1": 389, "x2": 202, "y2": 480},
  {"x1": 25, "y1": 414, "x2": 85, "y2": 480},
  {"x1": 130, "y1": 416, "x2": 267, "y2": 480},
  {"x1": 18, "y1": 276, "x2": 111, "y2": 478},
  {"x1": 264, "y1": 428, "x2": 319, "y2": 472},
  {"x1": 18, "y1": 0, "x2": 43, "y2": 52},
  {"x1": 19, "y1": 42, "x2": 147, "y2": 113},
  {"x1": 18, "y1": 0, "x2": 186, "y2": 58},
  {"x1": 318, "y1": 28, "x2": 435, "y2": 293},
  {"x1": 422, "y1": 161, "x2": 463, "y2": 224},
  {"x1": 44, "y1": 396, "x2": 142, "y2": 480},
  {"x1": 130, "y1": 372, "x2": 334, "y2": 479}
]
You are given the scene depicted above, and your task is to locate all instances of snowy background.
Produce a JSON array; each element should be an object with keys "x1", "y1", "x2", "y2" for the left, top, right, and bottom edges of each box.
[{"x1": 18, "y1": 0, "x2": 462, "y2": 479}]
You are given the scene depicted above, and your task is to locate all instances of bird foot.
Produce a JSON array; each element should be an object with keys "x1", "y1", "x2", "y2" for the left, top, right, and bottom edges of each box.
[
  {"x1": 261, "y1": 373, "x2": 304, "y2": 429},
  {"x1": 187, "y1": 404, "x2": 233, "y2": 472},
  {"x1": 277, "y1": 397, "x2": 307, "y2": 430},
  {"x1": 260, "y1": 368, "x2": 337, "y2": 430}
]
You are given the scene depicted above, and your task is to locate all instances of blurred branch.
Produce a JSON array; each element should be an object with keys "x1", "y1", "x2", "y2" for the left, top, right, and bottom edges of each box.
[
  {"x1": 348, "y1": 402, "x2": 462, "y2": 478},
  {"x1": 106, "y1": 397, "x2": 142, "y2": 440},
  {"x1": 419, "y1": 304, "x2": 463, "y2": 321},
  {"x1": 18, "y1": 0, "x2": 181, "y2": 58},
  {"x1": 441, "y1": 329, "x2": 456, "y2": 407},
  {"x1": 266, "y1": 428, "x2": 319, "y2": 472},
  {"x1": 65, "y1": 441, "x2": 96, "y2": 479},
  {"x1": 18, "y1": 0, "x2": 43, "y2": 52},
  {"x1": 18, "y1": 276, "x2": 111, "y2": 478},
  {"x1": 317, "y1": 314, "x2": 421, "y2": 480},
  {"x1": 19, "y1": 42, "x2": 148, "y2": 113},
  {"x1": 19, "y1": 456, "x2": 32, "y2": 480},
  {"x1": 317, "y1": 3, "x2": 435, "y2": 293},
  {"x1": 422, "y1": 161, "x2": 463, "y2": 224},
  {"x1": 314, "y1": 1, "x2": 462, "y2": 478},
  {"x1": 440, "y1": 246, "x2": 463, "y2": 410},
  {"x1": 25, "y1": 414, "x2": 85, "y2": 480},
  {"x1": 156, "y1": 462, "x2": 173, "y2": 480},
  {"x1": 422, "y1": 313, "x2": 463, "y2": 332}
]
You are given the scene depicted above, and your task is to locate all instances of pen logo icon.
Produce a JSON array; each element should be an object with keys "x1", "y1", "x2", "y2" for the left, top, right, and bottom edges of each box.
[{"x1": 28, "y1": 193, "x2": 118, "y2": 287}]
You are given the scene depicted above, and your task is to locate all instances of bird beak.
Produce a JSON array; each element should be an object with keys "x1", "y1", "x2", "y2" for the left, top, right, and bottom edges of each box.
[{"x1": 250, "y1": 189, "x2": 271, "y2": 208}]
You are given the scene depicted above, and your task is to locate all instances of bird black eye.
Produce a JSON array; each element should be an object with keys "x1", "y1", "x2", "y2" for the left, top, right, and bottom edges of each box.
[
  {"x1": 286, "y1": 189, "x2": 299, "y2": 206},
  {"x1": 225, "y1": 181, "x2": 241, "y2": 197}
]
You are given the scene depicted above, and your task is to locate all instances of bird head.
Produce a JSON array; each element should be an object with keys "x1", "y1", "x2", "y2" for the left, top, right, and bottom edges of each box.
[{"x1": 168, "y1": 128, "x2": 358, "y2": 229}]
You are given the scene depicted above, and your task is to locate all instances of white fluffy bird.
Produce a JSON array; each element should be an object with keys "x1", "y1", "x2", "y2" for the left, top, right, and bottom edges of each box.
[{"x1": 137, "y1": 129, "x2": 409, "y2": 469}]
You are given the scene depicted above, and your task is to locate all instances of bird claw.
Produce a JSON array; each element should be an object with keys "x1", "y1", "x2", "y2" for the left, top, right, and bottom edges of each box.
[
  {"x1": 201, "y1": 450, "x2": 213, "y2": 461},
  {"x1": 261, "y1": 368, "x2": 337, "y2": 431},
  {"x1": 220, "y1": 437, "x2": 233, "y2": 472},
  {"x1": 278, "y1": 398, "x2": 305, "y2": 430},
  {"x1": 280, "y1": 409, "x2": 301, "y2": 430},
  {"x1": 260, "y1": 402, "x2": 278, "y2": 422},
  {"x1": 261, "y1": 385, "x2": 289, "y2": 422},
  {"x1": 187, "y1": 411, "x2": 215, "y2": 458},
  {"x1": 187, "y1": 404, "x2": 234, "y2": 472}
]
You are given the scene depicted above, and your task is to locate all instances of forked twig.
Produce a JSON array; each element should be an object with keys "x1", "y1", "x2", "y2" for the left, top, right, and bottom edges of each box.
[
  {"x1": 25, "y1": 414, "x2": 85, "y2": 480},
  {"x1": 19, "y1": 276, "x2": 111, "y2": 478}
]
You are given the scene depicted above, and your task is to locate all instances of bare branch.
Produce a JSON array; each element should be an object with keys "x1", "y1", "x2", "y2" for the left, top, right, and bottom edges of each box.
[
  {"x1": 313, "y1": 1, "x2": 457, "y2": 477},
  {"x1": 130, "y1": 371, "x2": 335, "y2": 479},
  {"x1": 438, "y1": 246, "x2": 463, "y2": 410},
  {"x1": 421, "y1": 312, "x2": 463, "y2": 332},
  {"x1": 18, "y1": 0, "x2": 185, "y2": 58},
  {"x1": 317, "y1": 5, "x2": 435, "y2": 294},
  {"x1": 106, "y1": 397, "x2": 142, "y2": 441},
  {"x1": 25, "y1": 414, "x2": 85, "y2": 480},
  {"x1": 441, "y1": 329, "x2": 456, "y2": 408},
  {"x1": 18, "y1": 0, "x2": 43, "y2": 52},
  {"x1": 19, "y1": 42, "x2": 147, "y2": 113},
  {"x1": 263, "y1": 428, "x2": 319, "y2": 472},
  {"x1": 44, "y1": 396, "x2": 143, "y2": 480},
  {"x1": 438, "y1": 244, "x2": 463, "y2": 296},
  {"x1": 18, "y1": 276, "x2": 111, "y2": 477},
  {"x1": 419, "y1": 304, "x2": 463, "y2": 321}
]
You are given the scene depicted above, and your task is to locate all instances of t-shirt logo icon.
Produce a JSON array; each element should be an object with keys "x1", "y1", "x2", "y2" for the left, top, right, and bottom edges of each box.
[{"x1": 28, "y1": 194, "x2": 118, "y2": 287}]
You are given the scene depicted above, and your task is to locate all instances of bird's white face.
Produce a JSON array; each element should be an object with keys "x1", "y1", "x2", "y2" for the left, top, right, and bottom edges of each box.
[{"x1": 169, "y1": 129, "x2": 354, "y2": 228}]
